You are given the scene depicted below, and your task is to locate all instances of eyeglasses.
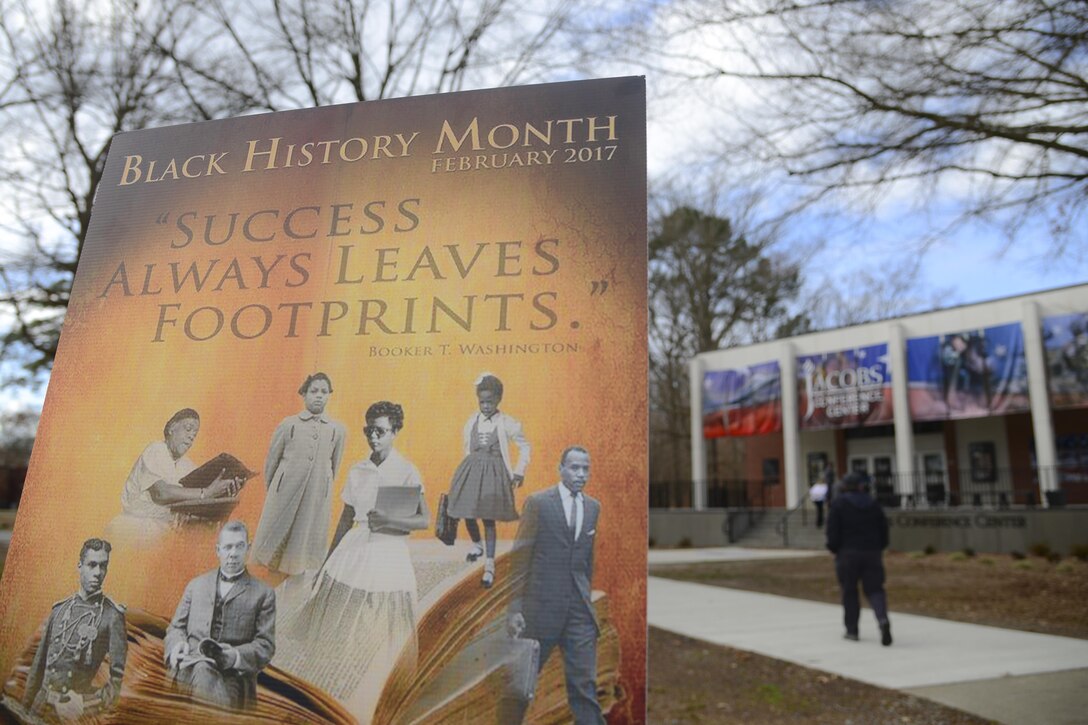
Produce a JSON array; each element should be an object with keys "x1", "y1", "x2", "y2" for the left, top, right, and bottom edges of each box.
[{"x1": 364, "y1": 425, "x2": 393, "y2": 438}]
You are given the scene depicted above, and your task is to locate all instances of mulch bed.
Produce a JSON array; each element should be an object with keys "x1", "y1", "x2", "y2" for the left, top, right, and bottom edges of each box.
[{"x1": 648, "y1": 628, "x2": 990, "y2": 724}]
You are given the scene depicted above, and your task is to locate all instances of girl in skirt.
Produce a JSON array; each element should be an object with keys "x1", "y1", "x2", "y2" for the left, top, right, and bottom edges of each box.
[{"x1": 446, "y1": 373, "x2": 531, "y2": 587}]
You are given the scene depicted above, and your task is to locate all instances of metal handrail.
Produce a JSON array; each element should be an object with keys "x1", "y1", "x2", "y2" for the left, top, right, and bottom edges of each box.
[{"x1": 776, "y1": 491, "x2": 811, "y2": 548}]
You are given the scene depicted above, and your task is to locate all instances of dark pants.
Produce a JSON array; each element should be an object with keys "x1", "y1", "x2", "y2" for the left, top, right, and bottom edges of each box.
[
  {"x1": 499, "y1": 603, "x2": 603, "y2": 725},
  {"x1": 814, "y1": 500, "x2": 825, "y2": 528},
  {"x1": 835, "y1": 549, "x2": 889, "y2": 635}
]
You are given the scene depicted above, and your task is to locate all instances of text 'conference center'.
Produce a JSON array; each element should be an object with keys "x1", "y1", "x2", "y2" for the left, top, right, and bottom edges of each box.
[{"x1": 690, "y1": 284, "x2": 1088, "y2": 512}]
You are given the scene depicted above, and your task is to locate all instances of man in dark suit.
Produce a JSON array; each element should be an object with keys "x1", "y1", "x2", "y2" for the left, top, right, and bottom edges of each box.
[
  {"x1": 165, "y1": 521, "x2": 275, "y2": 709},
  {"x1": 826, "y1": 472, "x2": 892, "y2": 646},
  {"x1": 506, "y1": 446, "x2": 604, "y2": 725}
]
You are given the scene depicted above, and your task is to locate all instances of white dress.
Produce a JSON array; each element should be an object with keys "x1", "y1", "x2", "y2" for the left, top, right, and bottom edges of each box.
[{"x1": 274, "y1": 448, "x2": 423, "y2": 723}]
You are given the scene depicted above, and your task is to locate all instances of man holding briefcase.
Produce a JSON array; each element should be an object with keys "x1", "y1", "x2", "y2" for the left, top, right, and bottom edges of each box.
[{"x1": 504, "y1": 446, "x2": 604, "y2": 725}]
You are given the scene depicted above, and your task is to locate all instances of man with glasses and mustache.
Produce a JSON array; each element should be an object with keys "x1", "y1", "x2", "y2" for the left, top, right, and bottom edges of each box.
[
  {"x1": 165, "y1": 521, "x2": 275, "y2": 710},
  {"x1": 23, "y1": 538, "x2": 127, "y2": 722}
]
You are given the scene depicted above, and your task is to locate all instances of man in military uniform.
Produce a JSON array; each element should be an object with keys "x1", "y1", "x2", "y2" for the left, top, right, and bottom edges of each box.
[{"x1": 23, "y1": 538, "x2": 127, "y2": 722}]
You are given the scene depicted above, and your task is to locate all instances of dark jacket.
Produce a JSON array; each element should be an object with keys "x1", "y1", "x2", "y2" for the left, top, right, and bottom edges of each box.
[
  {"x1": 826, "y1": 491, "x2": 888, "y2": 553},
  {"x1": 509, "y1": 485, "x2": 600, "y2": 641}
]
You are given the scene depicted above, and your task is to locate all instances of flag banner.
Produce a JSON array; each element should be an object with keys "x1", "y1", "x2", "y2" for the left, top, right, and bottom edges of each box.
[
  {"x1": 797, "y1": 344, "x2": 893, "y2": 430},
  {"x1": 1043, "y1": 311, "x2": 1088, "y2": 410},
  {"x1": 0, "y1": 77, "x2": 647, "y2": 724},
  {"x1": 906, "y1": 322, "x2": 1030, "y2": 421},
  {"x1": 702, "y1": 362, "x2": 782, "y2": 438}
]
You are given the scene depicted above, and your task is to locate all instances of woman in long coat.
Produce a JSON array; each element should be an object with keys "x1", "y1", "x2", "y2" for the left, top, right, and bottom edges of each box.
[{"x1": 253, "y1": 373, "x2": 346, "y2": 576}]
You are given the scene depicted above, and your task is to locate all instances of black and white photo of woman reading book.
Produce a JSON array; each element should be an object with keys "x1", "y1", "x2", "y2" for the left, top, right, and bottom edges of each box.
[{"x1": 105, "y1": 409, "x2": 249, "y2": 546}]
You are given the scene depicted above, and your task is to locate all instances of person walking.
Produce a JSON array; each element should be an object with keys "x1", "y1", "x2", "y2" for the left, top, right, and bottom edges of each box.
[
  {"x1": 826, "y1": 472, "x2": 892, "y2": 646},
  {"x1": 810, "y1": 466, "x2": 830, "y2": 528},
  {"x1": 446, "y1": 373, "x2": 530, "y2": 589},
  {"x1": 504, "y1": 446, "x2": 603, "y2": 725}
]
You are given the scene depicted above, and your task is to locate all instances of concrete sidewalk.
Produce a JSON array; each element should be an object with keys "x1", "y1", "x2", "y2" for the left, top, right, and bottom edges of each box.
[
  {"x1": 648, "y1": 546, "x2": 823, "y2": 566},
  {"x1": 648, "y1": 552, "x2": 1088, "y2": 725}
]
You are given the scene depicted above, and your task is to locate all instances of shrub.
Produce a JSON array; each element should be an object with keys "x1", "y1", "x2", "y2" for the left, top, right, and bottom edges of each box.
[
  {"x1": 1028, "y1": 542, "x2": 1052, "y2": 558},
  {"x1": 1047, "y1": 552, "x2": 1062, "y2": 564},
  {"x1": 923, "y1": 544, "x2": 936, "y2": 556},
  {"x1": 978, "y1": 557, "x2": 995, "y2": 566},
  {"x1": 1013, "y1": 560, "x2": 1034, "y2": 570},
  {"x1": 648, "y1": 537, "x2": 656, "y2": 549},
  {"x1": 1070, "y1": 544, "x2": 1088, "y2": 561},
  {"x1": 1010, "y1": 550, "x2": 1026, "y2": 560},
  {"x1": 949, "y1": 551, "x2": 968, "y2": 562},
  {"x1": 908, "y1": 551, "x2": 926, "y2": 559},
  {"x1": 1056, "y1": 562, "x2": 1075, "y2": 574},
  {"x1": 961, "y1": 547, "x2": 976, "y2": 558},
  {"x1": 677, "y1": 536, "x2": 693, "y2": 549}
]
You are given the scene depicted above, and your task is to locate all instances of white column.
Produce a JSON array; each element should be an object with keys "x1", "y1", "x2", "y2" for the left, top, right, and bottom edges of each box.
[
  {"x1": 1022, "y1": 300, "x2": 1058, "y2": 503},
  {"x1": 780, "y1": 343, "x2": 802, "y2": 508},
  {"x1": 689, "y1": 355, "x2": 708, "y2": 510},
  {"x1": 889, "y1": 323, "x2": 916, "y2": 503}
]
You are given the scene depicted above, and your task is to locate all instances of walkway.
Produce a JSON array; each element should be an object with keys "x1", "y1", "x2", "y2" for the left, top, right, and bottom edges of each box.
[{"x1": 648, "y1": 549, "x2": 1088, "y2": 725}]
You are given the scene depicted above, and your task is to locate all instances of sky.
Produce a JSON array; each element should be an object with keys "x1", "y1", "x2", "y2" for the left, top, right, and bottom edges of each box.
[
  {"x1": 2, "y1": 0, "x2": 1086, "y2": 415},
  {"x1": 2, "y1": 96, "x2": 1084, "y2": 416},
  {"x1": 641, "y1": 69, "x2": 1088, "y2": 316}
]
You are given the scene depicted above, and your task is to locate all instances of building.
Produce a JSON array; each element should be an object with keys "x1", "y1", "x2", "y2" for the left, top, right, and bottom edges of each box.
[{"x1": 689, "y1": 284, "x2": 1088, "y2": 519}]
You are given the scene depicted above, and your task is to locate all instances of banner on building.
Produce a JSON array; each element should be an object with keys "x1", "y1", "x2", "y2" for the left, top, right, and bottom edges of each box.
[
  {"x1": 1043, "y1": 311, "x2": 1088, "y2": 410},
  {"x1": 0, "y1": 78, "x2": 647, "y2": 724},
  {"x1": 703, "y1": 361, "x2": 782, "y2": 438},
  {"x1": 906, "y1": 322, "x2": 1030, "y2": 421},
  {"x1": 797, "y1": 344, "x2": 893, "y2": 429}
]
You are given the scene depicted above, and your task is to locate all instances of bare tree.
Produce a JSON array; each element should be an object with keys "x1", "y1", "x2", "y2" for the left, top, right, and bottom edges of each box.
[
  {"x1": 0, "y1": 0, "x2": 256, "y2": 383},
  {"x1": 637, "y1": 0, "x2": 1088, "y2": 257},
  {"x1": 161, "y1": 0, "x2": 590, "y2": 109},
  {"x1": 0, "y1": 0, "x2": 607, "y2": 381},
  {"x1": 0, "y1": 405, "x2": 38, "y2": 466},
  {"x1": 648, "y1": 204, "x2": 808, "y2": 482}
]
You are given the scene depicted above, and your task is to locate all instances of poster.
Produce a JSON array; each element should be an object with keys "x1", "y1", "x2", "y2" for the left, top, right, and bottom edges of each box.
[
  {"x1": 797, "y1": 344, "x2": 893, "y2": 429},
  {"x1": 1043, "y1": 311, "x2": 1088, "y2": 410},
  {"x1": 702, "y1": 362, "x2": 782, "y2": 438},
  {"x1": 906, "y1": 322, "x2": 1030, "y2": 421},
  {"x1": 0, "y1": 78, "x2": 647, "y2": 724}
]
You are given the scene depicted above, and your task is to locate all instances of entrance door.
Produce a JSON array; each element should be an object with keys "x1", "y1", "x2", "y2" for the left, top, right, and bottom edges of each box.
[
  {"x1": 847, "y1": 455, "x2": 897, "y2": 506},
  {"x1": 916, "y1": 452, "x2": 947, "y2": 506},
  {"x1": 849, "y1": 457, "x2": 869, "y2": 475}
]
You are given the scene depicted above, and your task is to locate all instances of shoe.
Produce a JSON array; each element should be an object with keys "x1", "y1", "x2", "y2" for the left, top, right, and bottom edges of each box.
[
  {"x1": 880, "y1": 622, "x2": 893, "y2": 646},
  {"x1": 466, "y1": 543, "x2": 484, "y2": 563},
  {"x1": 482, "y1": 560, "x2": 495, "y2": 589},
  {"x1": 843, "y1": 632, "x2": 859, "y2": 641}
]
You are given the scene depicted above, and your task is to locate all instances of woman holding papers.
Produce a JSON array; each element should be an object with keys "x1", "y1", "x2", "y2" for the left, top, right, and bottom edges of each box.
[{"x1": 274, "y1": 400, "x2": 428, "y2": 722}]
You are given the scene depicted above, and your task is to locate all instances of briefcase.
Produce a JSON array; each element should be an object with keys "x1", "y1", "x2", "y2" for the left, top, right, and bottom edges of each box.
[
  {"x1": 435, "y1": 493, "x2": 458, "y2": 546},
  {"x1": 503, "y1": 635, "x2": 540, "y2": 702}
]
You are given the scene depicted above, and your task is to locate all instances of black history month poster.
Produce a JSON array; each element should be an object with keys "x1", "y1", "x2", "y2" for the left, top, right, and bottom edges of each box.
[{"x1": 0, "y1": 77, "x2": 647, "y2": 724}]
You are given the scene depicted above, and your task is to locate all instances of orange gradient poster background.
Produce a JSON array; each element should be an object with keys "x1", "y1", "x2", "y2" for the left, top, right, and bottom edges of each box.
[{"x1": 0, "y1": 78, "x2": 647, "y2": 722}]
